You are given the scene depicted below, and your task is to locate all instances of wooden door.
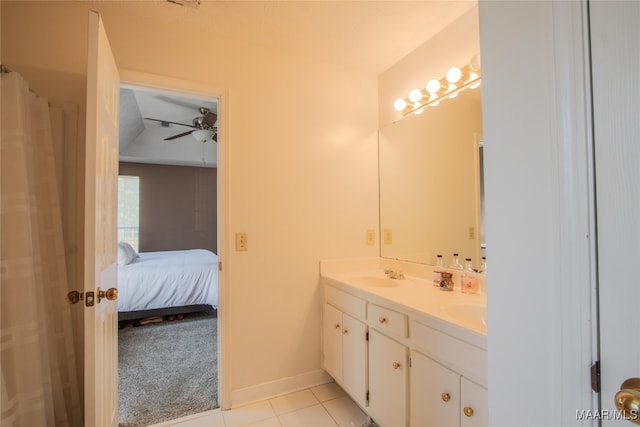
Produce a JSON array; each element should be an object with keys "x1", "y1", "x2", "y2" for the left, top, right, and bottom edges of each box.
[
  {"x1": 589, "y1": 1, "x2": 640, "y2": 424},
  {"x1": 342, "y1": 313, "x2": 368, "y2": 408},
  {"x1": 368, "y1": 330, "x2": 407, "y2": 427},
  {"x1": 84, "y1": 10, "x2": 120, "y2": 427},
  {"x1": 460, "y1": 377, "x2": 487, "y2": 427},
  {"x1": 410, "y1": 350, "x2": 460, "y2": 427},
  {"x1": 323, "y1": 303, "x2": 343, "y2": 382}
]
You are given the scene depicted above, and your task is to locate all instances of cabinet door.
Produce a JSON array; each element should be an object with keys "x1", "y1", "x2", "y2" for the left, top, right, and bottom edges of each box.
[
  {"x1": 460, "y1": 377, "x2": 487, "y2": 427},
  {"x1": 368, "y1": 329, "x2": 408, "y2": 427},
  {"x1": 342, "y1": 313, "x2": 368, "y2": 408},
  {"x1": 410, "y1": 350, "x2": 460, "y2": 427},
  {"x1": 323, "y1": 303, "x2": 343, "y2": 382}
]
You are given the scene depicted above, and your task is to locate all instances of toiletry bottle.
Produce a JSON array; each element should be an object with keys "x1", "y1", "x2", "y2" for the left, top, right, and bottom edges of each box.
[
  {"x1": 450, "y1": 253, "x2": 464, "y2": 270},
  {"x1": 433, "y1": 254, "x2": 444, "y2": 287},
  {"x1": 477, "y1": 256, "x2": 487, "y2": 274},
  {"x1": 461, "y1": 258, "x2": 479, "y2": 294}
]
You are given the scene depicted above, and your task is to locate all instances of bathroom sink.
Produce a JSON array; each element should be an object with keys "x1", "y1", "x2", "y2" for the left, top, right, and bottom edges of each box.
[
  {"x1": 440, "y1": 303, "x2": 487, "y2": 330},
  {"x1": 347, "y1": 274, "x2": 400, "y2": 288}
]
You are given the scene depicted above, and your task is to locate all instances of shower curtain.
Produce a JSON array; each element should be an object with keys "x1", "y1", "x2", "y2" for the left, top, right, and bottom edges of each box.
[{"x1": 1, "y1": 72, "x2": 82, "y2": 426}]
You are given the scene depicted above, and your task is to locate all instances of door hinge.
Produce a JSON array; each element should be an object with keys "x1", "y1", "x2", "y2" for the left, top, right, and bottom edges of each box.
[
  {"x1": 218, "y1": 261, "x2": 222, "y2": 271},
  {"x1": 366, "y1": 390, "x2": 369, "y2": 402},
  {"x1": 591, "y1": 360, "x2": 601, "y2": 393},
  {"x1": 409, "y1": 357, "x2": 412, "y2": 368},
  {"x1": 366, "y1": 331, "x2": 369, "y2": 341}
]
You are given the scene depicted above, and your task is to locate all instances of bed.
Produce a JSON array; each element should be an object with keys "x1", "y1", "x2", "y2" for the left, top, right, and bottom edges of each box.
[{"x1": 117, "y1": 245, "x2": 218, "y2": 321}]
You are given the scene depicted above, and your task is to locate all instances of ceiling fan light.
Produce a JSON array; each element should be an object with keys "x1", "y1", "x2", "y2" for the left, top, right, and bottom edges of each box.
[{"x1": 192, "y1": 129, "x2": 215, "y2": 142}]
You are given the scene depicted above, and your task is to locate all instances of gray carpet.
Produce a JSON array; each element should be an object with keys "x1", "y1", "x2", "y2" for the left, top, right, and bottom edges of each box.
[{"x1": 118, "y1": 311, "x2": 218, "y2": 427}]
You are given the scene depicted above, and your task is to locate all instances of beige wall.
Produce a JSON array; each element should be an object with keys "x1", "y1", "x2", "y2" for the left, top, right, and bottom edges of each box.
[
  {"x1": 378, "y1": 6, "x2": 480, "y2": 127},
  {"x1": 2, "y1": 1, "x2": 379, "y2": 403},
  {"x1": 119, "y1": 162, "x2": 217, "y2": 254}
]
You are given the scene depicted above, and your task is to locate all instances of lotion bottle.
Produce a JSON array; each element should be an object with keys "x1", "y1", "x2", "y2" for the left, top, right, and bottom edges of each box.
[{"x1": 461, "y1": 258, "x2": 479, "y2": 294}]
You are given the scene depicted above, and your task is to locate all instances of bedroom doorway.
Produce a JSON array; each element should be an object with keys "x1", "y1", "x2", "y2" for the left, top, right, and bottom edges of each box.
[{"x1": 115, "y1": 80, "x2": 223, "y2": 426}]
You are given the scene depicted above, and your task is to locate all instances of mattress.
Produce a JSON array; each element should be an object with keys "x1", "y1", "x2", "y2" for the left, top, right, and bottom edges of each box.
[{"x1": 117, "y1": 249, "x2": 218, "y2": 312}]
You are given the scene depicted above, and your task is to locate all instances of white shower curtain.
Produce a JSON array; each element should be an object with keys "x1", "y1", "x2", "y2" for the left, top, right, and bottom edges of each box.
[{"x1": 1, "y1": 72, "x2": 82, "y2": 427}]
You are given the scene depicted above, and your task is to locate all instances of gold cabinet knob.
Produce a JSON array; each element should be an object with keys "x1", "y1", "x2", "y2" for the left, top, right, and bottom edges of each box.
[
  {"x1": 334, "y1": 323, "x2": 341, "y2": 329},
  {"x1": 342, "y1": 329, "x2": 349, "y2": 335},
  {"x1": 463, "y1": 407, "x2": 474, "y2": 417},
  {"x1": 97, "y1": 287, "x2": 118, "y2": 303},
  {"x1": 392, "y1": 361, "x2": 401, "y2": 370},
  {"x1": 615, "y1": 378, "x2": 640, "y2": 424},
  {"x1": 378, "y1": 316, "x2": 388, "y2": 324},
  {"x1": 65, "y1": 290, "x2": 83, "y2": 305},
  {"x1": 441, "y1": 392, "x2": 451, "y2": 402}
]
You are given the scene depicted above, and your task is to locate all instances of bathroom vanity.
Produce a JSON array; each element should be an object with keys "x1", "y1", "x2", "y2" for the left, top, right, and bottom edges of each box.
[{"x1": 321, "y1": 258, "x2": 487, "y2": 427}]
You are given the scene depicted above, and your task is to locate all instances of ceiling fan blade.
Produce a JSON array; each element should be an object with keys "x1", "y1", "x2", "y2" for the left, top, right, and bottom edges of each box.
[
  {"x1": 164, "y1": 130, "x2": 194, "y2": 141},
  {"x1": 144, "y1": 117, "x2": 197, "y2": 128},
  {"x1": 202, "y1": 112, "x2": 217, "y2": 127}
]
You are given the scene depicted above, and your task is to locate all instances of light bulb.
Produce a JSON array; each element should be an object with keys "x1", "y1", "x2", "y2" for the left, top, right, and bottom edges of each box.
[
  {"x1": 426, "y1": 79, "x2": 441, "y2": 94},
  {"x1": 409, "y1": 89, "x2": 422, "y2": 103},
  {"x1": 446, "y1": 67, "x2": 462, "y2": 83},
  {"x1": 393, "y1": 98, "x2": 407, "y2": 111}
]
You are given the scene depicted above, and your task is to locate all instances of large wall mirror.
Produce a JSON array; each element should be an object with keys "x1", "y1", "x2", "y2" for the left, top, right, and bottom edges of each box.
[{"x1": 379, "y1": 87, "x2": 484, "y2": 267}]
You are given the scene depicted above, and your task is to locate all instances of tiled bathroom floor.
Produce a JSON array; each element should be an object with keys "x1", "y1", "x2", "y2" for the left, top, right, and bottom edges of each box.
[{"x1": 146, "y1": 382, "x2": 373, "y2": 427}]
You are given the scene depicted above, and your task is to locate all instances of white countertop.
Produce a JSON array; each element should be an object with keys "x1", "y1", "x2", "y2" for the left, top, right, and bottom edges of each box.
[{"x1": 320, "y1": 262, "x2": 487, "y2": 350}]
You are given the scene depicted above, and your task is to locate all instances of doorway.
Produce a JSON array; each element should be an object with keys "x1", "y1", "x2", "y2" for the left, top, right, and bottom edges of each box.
[{"x1": 115, "y1": 80, "x2": 223, "y2": 426}]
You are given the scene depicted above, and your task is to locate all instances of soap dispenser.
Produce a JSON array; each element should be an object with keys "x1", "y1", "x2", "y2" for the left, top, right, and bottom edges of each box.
[{"x1": 461, "y1": 258, "x2": 479, "y2": 294}]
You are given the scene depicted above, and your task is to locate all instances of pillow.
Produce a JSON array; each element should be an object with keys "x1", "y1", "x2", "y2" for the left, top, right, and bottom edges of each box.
[{"x1": 117, "y1": 241, "x2": 138, "y2": 266}]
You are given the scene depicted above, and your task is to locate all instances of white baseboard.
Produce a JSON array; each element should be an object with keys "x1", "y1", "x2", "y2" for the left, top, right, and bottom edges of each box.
[{"x1": 230, "y1": 369, "x2": 333, "y2": 408}]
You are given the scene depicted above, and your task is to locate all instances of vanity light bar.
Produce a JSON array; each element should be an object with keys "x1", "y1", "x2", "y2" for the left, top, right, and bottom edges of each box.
[{"x1": 394, "y1": 58, "x2": 481, "y2": 117}]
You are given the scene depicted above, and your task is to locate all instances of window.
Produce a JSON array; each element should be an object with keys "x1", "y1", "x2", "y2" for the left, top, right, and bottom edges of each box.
[{"x1": 118, "y1": 175, "x2": 140, "y2": 252}]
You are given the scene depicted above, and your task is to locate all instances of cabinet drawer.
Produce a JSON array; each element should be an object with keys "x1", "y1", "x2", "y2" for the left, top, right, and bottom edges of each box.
[
  {"x1": 368, "y1": 304, "x2": 408, "y2": 338},
  {"x1": 324, "y1": 285, "x2": 366, "y2": 320}
]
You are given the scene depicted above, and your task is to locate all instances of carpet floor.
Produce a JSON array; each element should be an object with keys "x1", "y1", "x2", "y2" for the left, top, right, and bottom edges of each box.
[{"x1": 118, "y1": 310, "x2": 218, "y2": 427}]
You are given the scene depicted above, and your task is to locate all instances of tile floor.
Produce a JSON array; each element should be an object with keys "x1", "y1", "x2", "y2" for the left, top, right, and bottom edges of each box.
[{"x1": 146, "y1": 382, "x2": 374, "y2": 427}]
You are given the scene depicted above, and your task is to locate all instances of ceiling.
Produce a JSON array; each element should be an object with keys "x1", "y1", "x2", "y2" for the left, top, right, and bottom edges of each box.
[{"x1": 117, "y1": 0, "x2": 476, "y2": 167}]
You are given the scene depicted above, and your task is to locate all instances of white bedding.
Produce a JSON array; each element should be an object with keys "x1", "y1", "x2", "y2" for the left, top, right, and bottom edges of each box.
[{"x1": 117, "y1": 249, "x2": 218, "y2": 312}]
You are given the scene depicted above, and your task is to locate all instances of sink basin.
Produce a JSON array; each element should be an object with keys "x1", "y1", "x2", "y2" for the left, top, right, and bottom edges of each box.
[
  {"x1": 440, "y1": 303, "x2": 487, "y2": 330},
  {"x1": 347, "y1": 275, "x2": 400, "y2": 288}
]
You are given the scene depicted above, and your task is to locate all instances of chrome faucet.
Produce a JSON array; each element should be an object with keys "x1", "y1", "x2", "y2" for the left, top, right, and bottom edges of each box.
[
  {"x1": 440, "y1": 272, "x2": 454, "y2": 291},
  {"x1": 384, "y1": 269, "x2": 405, "y2": 279}
]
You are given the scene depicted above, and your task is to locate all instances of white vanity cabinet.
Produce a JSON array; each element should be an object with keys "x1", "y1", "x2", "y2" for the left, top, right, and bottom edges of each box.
[
  {"x1": 321, "y1": 274, "x2": 487, "y2": 427},
  {"x1": 322, "y1": 286, "x2": 368, "y2": 409},
  {"x1": 410, "y1": 350, "x2": 487, "y2": 427}
]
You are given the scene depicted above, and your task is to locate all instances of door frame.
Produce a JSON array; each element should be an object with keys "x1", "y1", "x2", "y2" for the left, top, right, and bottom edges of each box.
[
  {"x1": 550, "y1": 1, "x2": 601, "y2": 419},
  {"x1": 117, "y1": 69, "x2": 231, "y2": 410}
]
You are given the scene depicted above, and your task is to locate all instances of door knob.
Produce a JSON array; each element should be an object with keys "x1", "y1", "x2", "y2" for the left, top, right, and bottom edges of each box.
[
  {"x1": 97, "y1": 287, "x2": 118, "y2": 303},
  {"x1": 66, "y1": 290, "x2": 83, "y2": 305},
  {"x1": 615, "y1": 378, "x2": 640, "y2": 424}
]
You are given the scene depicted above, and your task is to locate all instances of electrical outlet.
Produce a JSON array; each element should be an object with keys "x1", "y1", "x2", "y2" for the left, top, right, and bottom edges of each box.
[
  {"x1": 383, "y1": 229, "x2": 393, "y2": 245},
  {"x1": 366, "y1": 229, "x2": 375, "y2": 245},
  {"x1": 468, "y1": 226, "x2": 475, "y2": 240},
  {"x1": 235, "y1": 232, "x2": 248, "y2": 251}
]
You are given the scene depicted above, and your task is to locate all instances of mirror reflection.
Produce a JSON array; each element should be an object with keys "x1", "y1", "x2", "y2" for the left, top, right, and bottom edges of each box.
[{"x1": 379, "y1": 87, "x2": 484, "y2": 267}]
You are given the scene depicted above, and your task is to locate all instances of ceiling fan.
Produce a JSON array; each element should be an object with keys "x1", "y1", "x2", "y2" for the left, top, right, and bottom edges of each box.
[{"x1": 144, "y1": 107, "x2": 217, "y2": 142}]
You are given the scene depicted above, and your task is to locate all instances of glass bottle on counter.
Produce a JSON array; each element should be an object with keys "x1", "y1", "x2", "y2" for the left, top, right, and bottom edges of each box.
[
  {"x1": 477, "y1": 256, "x2": 487, "y2": 274},
  {"x1": 461, "y1": 258, "x2": 479, "y2": 294},
  {"x1": 433, "y1": 254, "x2": 444, "y2": 287},
  {"x1": 450, "y1": 253, "x2": 464, "y2": 270}
]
